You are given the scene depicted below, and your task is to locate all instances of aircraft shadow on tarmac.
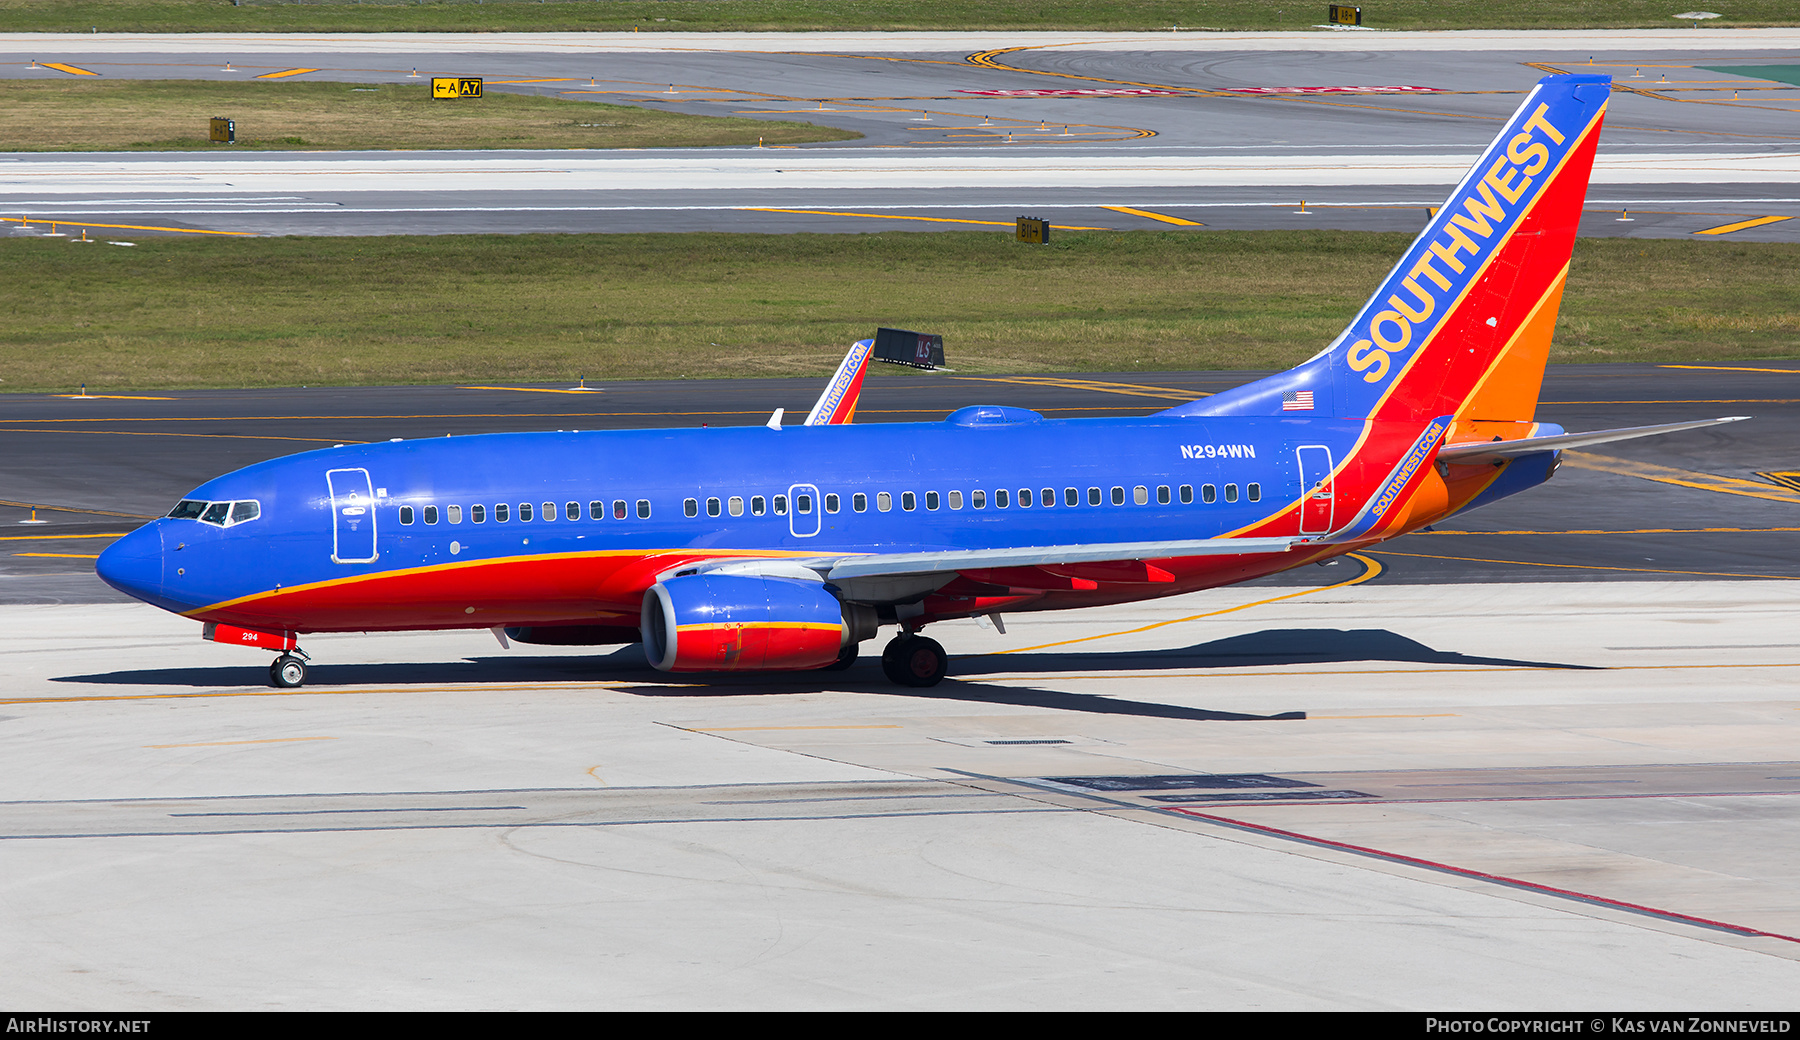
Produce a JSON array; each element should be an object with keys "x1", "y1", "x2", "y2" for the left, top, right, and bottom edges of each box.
[{"x1": 53, "y1": 628, "x2": 1588, "y2": 723}]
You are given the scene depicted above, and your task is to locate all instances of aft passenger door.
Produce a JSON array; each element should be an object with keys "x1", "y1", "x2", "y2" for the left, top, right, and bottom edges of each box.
[
  {"x1": 1295, "y1": 446, "x2": 1335, "y2": 535},
  {"x1": 326, "y1": 468, "x2": 379, "y2": 563}
]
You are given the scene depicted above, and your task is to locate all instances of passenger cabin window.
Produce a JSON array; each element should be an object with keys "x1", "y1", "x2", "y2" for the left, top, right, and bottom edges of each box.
[
  {"x1": 751, "y1": 496, "x2": 766, "y2": 516},
  {"x1": 472, "y1": 505, "x2": 486, "y2": 523},
  {"x1": 1017, "y1": 489, "x2": 1031, "y2": 508},
  {"x1": 853, "y1": 493, "x2": 868, "y2": 513},
  {"x1": 825, "y1": 493, "x2": 840, "y2": 514},
  {"x1": 496, "y1": 503, "x2": 510, "y2": 523},
  {"x1": 399, "y1": 506, "x2": 415, "y2": 525},
  {"x1": 902, "y1": 492, "x2": 916, "y2": 511},
  {"x1": 448, "y1": 505, "x2": 463, "y2": 524},
  {"x1": 1156, "y1": 486, "x2": 1171, "y2": 505},
  {"x1": 877, "y1": 492, "x2": 893, "y2": 512},
  {"x1": 613, "y1": 500, "x2": 627, "y2": 520},
  {"x1": 590, "y1": 501, "x2": 604, "y2": 520},
  {"x1": 1065, "y1": 487, "x2": 1078, "y2": 507},
  {"x1": 1088, "y1": 487, "x2": 1102, "y2": 506},
  {"x1": 775, "y1": 495, "x2": 788, "y2": 515},
  {"x1": 973, "y1": 490, "x2": 986, "y2": 509},
  {"x1": 708, "y1": 497, "x2": 722, "y2": 517},
  {"x1": 1042, "y1": 488, "x2": 1055, "y2": 508},
  {"x1": 925, "y1": 491, "x2": 939, "y2": 511},
  {"x1": 792, "y1": 494, "x2": 808, "y2": 515},
  {"x1": 729, "y1": 496, "x2": 744, "y2": 517},
  {"x1": 424, "y1": 505, "x2": 439, "y2": 525},
  {"x1": 1179, "y1": 485, "x2": 1194, "y2": 504},
  {"x1": 684, "y1": 498, "x2": 698, "y2": 518},
  {"x1": 995, "y1": 489, "x2": 1009, "y2": 509},
  {"x1": 635, "y1": 499, "x2": 650, "y2": 519},
  {"x1": 1224, "y1": 484, "x2": 1239, "y2": 503},
  {"x1": 539, "y1": 501, "x2": 554, "y2": 521},
  {"x1": 519, "y1": 503, "x2": 533, "y2": 521},
  {"x1": 1111, "y1": 487, "x2": 1125, "y2": 506},
  {"x1": 1202, "y1": 484, "x2": 1217, "y2": 504},
  {"x1": 1248, "y1": 483, "x2": 1262, "y2": 502},
  {"x1": 566, "y1": 501, "x2": 579, "y2": 522},
  {"x1": 948, "y1": 491, "x2": 963, "y2": 510}
]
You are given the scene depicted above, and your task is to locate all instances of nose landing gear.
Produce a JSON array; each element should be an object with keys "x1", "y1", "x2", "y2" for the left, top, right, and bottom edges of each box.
[{"x1": 269, "y1": 649, "x2": 310, "y2": 689}]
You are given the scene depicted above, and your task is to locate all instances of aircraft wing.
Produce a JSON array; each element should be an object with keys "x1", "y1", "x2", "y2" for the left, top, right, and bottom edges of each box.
[
  {"x1": 815, "y1": 536, "x2": 1309, "y2": 580},
  {"x1": 1437, "y1": 416, "x2": 1748, "y2": 465},
  {"x1": 670, "y1": 536, "x2": 1311, "y2": 590}
]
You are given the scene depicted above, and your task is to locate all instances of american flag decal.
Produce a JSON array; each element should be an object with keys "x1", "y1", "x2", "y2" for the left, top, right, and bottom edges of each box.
[{"x1": 1282, "y1": 390, "x2": 1315, "y2": 411}]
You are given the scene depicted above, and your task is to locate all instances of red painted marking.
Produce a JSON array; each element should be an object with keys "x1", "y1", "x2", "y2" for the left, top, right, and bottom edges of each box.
[{"x1": 1168, "y1": 807, "x2": 1800, "y2": 943}]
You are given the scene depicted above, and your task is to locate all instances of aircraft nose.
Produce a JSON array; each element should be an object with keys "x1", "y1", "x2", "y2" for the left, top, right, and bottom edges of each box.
[{"x1": 96, "y1": 523, "x2": 164, "y2": 603}]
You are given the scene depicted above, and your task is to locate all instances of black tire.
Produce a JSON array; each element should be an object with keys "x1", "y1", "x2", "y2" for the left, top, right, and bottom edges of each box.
[
  {"x1": 270, "y1": 655, "x2": 307, "y2": 689},
  {"x1": 881, "y1": 635, "x2": 947, "y2": 688},
  {"x1": 822, "y1": 643, "x2": 860, "y2": 671}
]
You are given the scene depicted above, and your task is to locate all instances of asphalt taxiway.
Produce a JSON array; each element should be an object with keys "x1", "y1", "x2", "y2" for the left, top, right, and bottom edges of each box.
[{"x1": 2, "y1": 29, "x2": 1798, "y2": 239}]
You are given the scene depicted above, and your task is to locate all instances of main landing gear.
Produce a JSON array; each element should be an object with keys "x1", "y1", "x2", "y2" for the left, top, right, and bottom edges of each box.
[
  {"x1": 269, "y1": 650, "x2": 310, "y2": 689},
  {"x1": 881, "y1": 633, "x2": 947, "y2": 688}
]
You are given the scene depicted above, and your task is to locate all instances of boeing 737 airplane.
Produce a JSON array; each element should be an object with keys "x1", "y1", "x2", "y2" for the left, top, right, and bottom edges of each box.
[{"x1": 97, "y1": 74, "x2": 1741, "y2": 690}]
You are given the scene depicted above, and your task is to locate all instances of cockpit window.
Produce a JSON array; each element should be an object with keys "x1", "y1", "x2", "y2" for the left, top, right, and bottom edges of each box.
[{"x1": 168, "y1": 499, "x2": 263, "y2": 527}]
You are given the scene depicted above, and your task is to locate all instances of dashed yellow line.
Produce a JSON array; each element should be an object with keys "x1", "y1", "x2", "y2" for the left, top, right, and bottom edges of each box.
[
  {"x1": 1562, "y1": 451, "x2": 1800, "y2": 504},
  {"x1": 1693, "y1": 215, "x2": 1792, "y2": 235},
  {"x1": 1102, "y1": 205, "x2": 1204, "y2": 226},
  {"x1": 253, "y1": 68, "x2": 317, "y2": 80},
  {"x1": 12, "y1": 552, "x2": 99, "y2": 559}
]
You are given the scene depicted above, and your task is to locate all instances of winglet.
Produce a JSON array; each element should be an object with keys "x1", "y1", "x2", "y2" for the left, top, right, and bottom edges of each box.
[
  {"x1": 766, "y1": 408, "x2": 784, "y2": 431},
  {"x1": 805, "y1": 339, "x2": 875, "y2": 425}
]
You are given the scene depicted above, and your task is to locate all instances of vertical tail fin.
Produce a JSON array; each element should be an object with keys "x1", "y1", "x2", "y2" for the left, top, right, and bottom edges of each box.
[
  {"x1": 805, "y1": 338, "x2": 874, "y2": 426},
  {"x1": 1169, "y1": 74, "x2": 1610, "y2": 425}
]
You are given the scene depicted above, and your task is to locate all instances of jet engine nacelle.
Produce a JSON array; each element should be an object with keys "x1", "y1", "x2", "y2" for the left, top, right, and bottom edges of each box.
[{"x1": 641, "y1": 573, "x2": 877, "y2": 672}]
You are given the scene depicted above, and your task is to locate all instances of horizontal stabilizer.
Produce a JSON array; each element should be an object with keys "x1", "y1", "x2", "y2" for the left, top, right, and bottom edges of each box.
[{"x1": 1436, "y1": 416, "x2": 1748, "y2": 464}]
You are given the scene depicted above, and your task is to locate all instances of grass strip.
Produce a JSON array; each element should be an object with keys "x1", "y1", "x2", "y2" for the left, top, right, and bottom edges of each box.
[
  {"x1": 0, "y1": 80, "x2": 857, "y2": 152},
  {"x1": 2, "y1": 0, "x2": 1795, "y2": 33},
  {"x1": 0, "y1": 230, "x2": 1793, "y2": 393}
]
